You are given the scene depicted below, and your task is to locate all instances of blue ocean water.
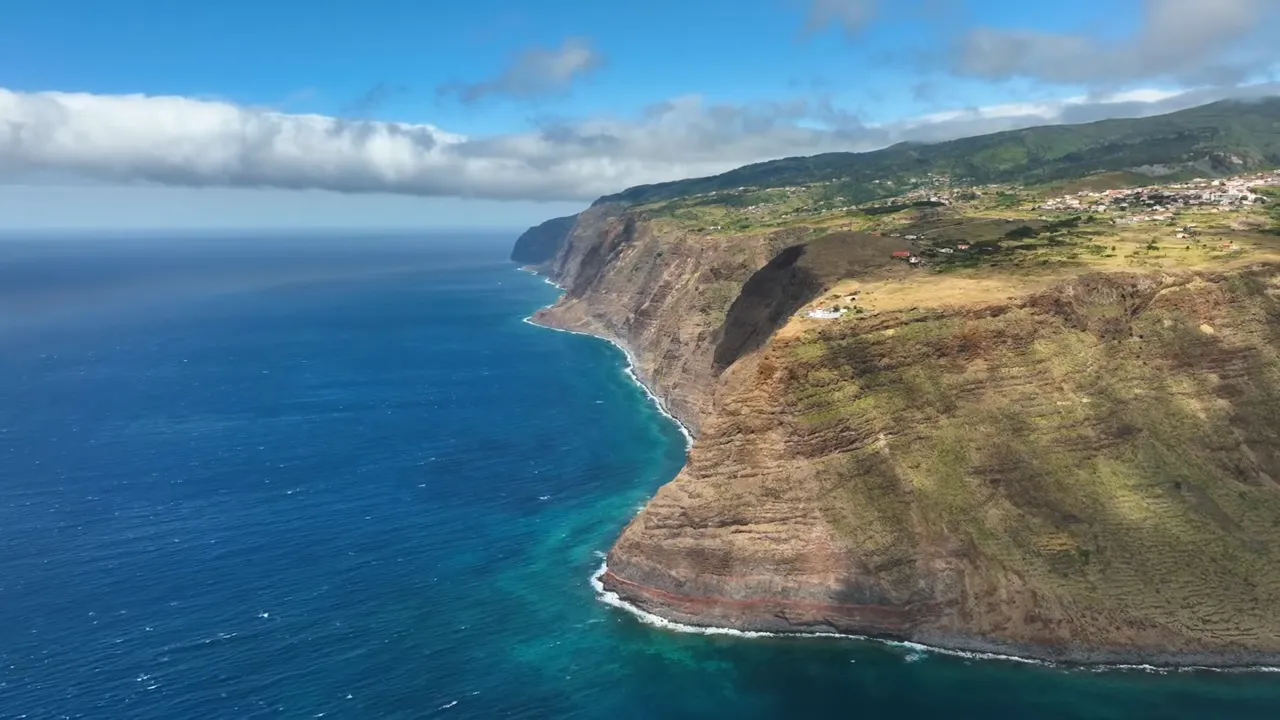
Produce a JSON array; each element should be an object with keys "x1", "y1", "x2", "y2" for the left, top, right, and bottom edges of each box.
[{"x1": 2, "y1": 232, "x2": 1279, "y2": 719}]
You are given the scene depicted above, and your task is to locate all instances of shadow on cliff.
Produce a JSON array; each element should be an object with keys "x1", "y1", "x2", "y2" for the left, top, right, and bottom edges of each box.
[{"x1": 712, "y1": 231, "x2": 905, "y2": 372}]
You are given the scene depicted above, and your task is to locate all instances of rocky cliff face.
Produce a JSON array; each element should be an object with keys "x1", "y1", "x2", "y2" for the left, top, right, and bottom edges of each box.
[
  {"x1": 526, "y1": 209, "x2": 1280, "y2": 666},
  {"x1": 531, "y1": 206, "x2": 809, "y2": 433},
  {"x1": 510, "y1": 214, "x2": 579, "y2": 267}
]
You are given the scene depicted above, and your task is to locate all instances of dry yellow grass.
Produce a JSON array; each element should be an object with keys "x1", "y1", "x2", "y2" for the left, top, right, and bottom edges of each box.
[
  {"x1": 780, "y1": 209, "x2": 1280, "y2": 339},
  {"x1": 763, "y1": 268, "x2": 1280, "y2": 654}
]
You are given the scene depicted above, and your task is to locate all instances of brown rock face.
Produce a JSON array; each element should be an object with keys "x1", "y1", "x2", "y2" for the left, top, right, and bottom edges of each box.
[
  {"x1": 532, "y1": 207, "x2": 809, "y2": 432},
  {"x1": 532, "y1": 210, "x2": 1280, "y2": 666}
]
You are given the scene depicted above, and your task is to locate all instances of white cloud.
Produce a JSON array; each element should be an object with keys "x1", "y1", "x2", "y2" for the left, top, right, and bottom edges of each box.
[
  {"x1": 438, "y1": 37, "x2": 605, "y2": 103},
  {"x1": 902, "y1": 88, "x2": 1186, "y2": 127},
  {"x1": 1, "y1": 83, "x2": 1276, "y2": 204},
  {"x1": 955, "y1": 0, "x2": 1280, "y2": 86}
]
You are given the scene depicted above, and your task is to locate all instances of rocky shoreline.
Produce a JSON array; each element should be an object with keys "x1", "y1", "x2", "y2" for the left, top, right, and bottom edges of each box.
[
  {"x1": 524, "y1": 308, "x2": 696, "y2": 446},
  {"x1": 599, "y1": 565, "x2": 1280, "y2": 669}
]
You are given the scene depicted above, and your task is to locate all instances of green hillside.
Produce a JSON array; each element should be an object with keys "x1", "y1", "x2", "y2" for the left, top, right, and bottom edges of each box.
[{"x1": 598, "y1": 98, "x2": 1280, "y2": 208}]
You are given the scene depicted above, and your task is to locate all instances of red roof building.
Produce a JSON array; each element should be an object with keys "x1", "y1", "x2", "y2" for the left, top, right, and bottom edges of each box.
[{"x1": 891, "y1": 250, "x2": 911, "y2": 258}]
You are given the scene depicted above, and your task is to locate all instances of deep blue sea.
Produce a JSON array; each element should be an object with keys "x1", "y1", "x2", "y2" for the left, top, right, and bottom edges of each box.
[{"x1": 2, "y1": 232, "x2": 1279, "y2": 719}]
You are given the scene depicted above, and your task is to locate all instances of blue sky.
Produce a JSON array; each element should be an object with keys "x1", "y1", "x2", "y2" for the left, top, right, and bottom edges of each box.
[{"x1": 0, "y1": 0, "x2": 1277, "y2": 230}]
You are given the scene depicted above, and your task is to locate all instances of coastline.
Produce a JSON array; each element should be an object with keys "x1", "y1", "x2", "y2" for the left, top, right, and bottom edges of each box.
[
  {"x1": 516, "y1": 264, "x2": 1280, "y2": 674},
  {"x1": 519, "y1": 268, "x2": 694, "y2": 447},
  {"x1": 591, "y1": 561, "x2": 1280, "y2": 671}
]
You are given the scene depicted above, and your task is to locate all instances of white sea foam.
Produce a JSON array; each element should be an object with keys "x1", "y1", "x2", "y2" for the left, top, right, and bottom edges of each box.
[
  {"x1": 520, "y1": 267, "x2": 1280, "y2": 675},
  {"x1": 588, "y1": 561, "x2": 780, "y2": 639},
  {"x1": 590, "y1": 556, "x2": 1280, "y2": 673},
  {"x1": 520, "y1": 286, "x2": 693, "y2": 448},
  {"x1": 586, "y1": 559, "x2": 1057, "y2": 661},
  {"x1": 519, "y1": 266, "x2": 566, "y2": 291}
]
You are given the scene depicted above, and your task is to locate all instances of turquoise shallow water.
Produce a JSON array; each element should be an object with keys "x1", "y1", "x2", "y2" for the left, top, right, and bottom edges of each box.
[{"x1": 1, "y1": 232, "x2": 1279, "y2": 719}]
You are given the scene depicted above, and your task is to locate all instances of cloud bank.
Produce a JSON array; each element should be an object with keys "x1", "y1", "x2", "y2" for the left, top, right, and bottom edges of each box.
[
  {"x1": 955, "y1": 0, "x2": 1280, "y2": 86},
  {"x1": 1, "y1": 83, "x2": 1276, "y2": 203}
]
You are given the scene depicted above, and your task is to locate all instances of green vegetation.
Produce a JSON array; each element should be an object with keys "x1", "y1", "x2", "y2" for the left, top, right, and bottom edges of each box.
[
  {"x1": 861, "y1": 200, "x2": 946, "y2": 216},
  {"x1": 695, "y1": 280, "x2": 746, "y2": 327},
  {"x1": 1256, "y1": 186, "x2": 1280, "y2": 231},
  {"x1": 599, "y1": 99, "x2": 1280, "y2": 208},
  {"x1": 993, "y1": 191, "x2": 1022, "y2": 208}
]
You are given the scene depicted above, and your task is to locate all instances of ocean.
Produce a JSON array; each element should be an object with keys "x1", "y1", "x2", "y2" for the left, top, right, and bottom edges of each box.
[{"x1": 2, "y1": 232, "x2": 1278, "y2": 719}]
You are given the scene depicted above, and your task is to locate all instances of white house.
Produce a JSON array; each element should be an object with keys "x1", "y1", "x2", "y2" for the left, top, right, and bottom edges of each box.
[{"x1": 807, "y1": 307, "x2": 848, "y2": 320}]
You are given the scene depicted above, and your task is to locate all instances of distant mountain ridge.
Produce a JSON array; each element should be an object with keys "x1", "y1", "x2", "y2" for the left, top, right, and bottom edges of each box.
[
  {"x1": 594, "y1": 97, "x2": 1280, "y2": 208},
  {"x1": 510, "y1": 215, "x2": 579, "y2": 265}
]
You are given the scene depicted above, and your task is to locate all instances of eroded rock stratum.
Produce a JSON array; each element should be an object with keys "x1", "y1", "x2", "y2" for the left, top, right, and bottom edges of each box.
[{"x1": 531, "y1": 200, "x2": 1280, "y2": 666}]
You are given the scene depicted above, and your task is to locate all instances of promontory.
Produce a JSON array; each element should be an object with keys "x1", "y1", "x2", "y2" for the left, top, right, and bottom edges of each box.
[{"x1": 516, "y1": 97, "x2": 1280, "y2": 666}]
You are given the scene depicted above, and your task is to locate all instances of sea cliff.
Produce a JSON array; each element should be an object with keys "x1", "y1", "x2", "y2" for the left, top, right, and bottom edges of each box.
[
  {"x1": 522, "y1": 203, "x2": 1280, "y2": 667},
  {"x1": 518, "y1": 98, "x2": 1280, "y2": 666},
  {"x1": 510, "y1": 215, "x2": 579, "y2": 268},
  {"x1": 528, "y1": 204, "x2": 809, "y2": 434}
]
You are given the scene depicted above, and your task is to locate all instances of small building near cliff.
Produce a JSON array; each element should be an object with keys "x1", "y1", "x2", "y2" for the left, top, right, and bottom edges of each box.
[{"x1": 807, "y1": 307, "x2": 848, "y2": 319}]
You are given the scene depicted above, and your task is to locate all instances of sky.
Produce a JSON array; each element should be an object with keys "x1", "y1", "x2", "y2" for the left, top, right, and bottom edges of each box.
[{"x1": 2, "y1": 0, "x2": 1279, "y2": 230}]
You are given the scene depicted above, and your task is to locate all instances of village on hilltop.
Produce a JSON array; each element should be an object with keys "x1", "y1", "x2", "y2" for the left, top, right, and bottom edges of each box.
[
  {"x1": 655, "y1": 167, "x2": 1280, "y2": 265},
  {"x1": 1036, "y1": 172, "x2": 1278, "y2": 215}
]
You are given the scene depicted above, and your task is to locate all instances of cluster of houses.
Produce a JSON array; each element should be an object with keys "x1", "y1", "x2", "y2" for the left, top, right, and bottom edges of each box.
[
  {"x1": 688, "y1": 169, "x2": 1278, "y2": 236},
  {"x1": 1114, "y1": 212, "x2": 1174, "y2": 225},
  {"x1": 858, "y1": 170, "x2": 1277, "y2": 222},
  {"x1": 864, "y1": 174, "x2": 958, "y2": 206},
  {"x1": 870, "y1": 173, "x2": 954, "y2": 188},
  {"x1": 1037, "y1": 172, "x2": 1279, "y2": 217}
]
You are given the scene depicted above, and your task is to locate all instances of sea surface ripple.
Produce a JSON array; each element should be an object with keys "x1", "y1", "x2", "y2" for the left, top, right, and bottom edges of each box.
[{"x1": 2, "y1": 232, "x2": 1278, "y2": 719}]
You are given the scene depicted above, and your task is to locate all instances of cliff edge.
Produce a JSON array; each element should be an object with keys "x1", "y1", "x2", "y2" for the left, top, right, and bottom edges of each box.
[
  {"x1": 517, "y1": 98, "x2": 1280, "y2": 666},
  {"x1": 523, "y1": 203, "x2": 1280, "y2": 665}
]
